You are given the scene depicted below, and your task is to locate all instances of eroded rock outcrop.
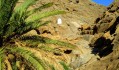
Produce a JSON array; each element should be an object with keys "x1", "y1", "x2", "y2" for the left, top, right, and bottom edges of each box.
[{"x1": 79, "y1": 1, "x2": 119, "y2": 70}]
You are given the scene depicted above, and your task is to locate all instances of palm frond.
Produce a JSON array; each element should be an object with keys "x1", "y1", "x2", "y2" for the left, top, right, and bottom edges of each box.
[
  {"x1": 0, "y1": 0, "x2": 70, "y2": 70},
  {"x1": 15, "y1": 0, "x2": 38, "y2": 16},
  {"x1": 19, "y1": 35, "x2": 76, "y2": 48},
  {"x1": 38, "y1": 45, "x2": 56, "y2": 52},
  {"x1": 4, "y1": 58, "x2": 13, "y2": 70},
  {"x1": 59, "y1": 62, "x2": 70, "y2": 70},
  {"x1": 16, "y1": 21, "x2": 50, "y2": 35},
  {"x1": 0, "y1": 48, "x2": 5, "y2": 70},
  {"x1": 50, "y1": 65, "x2": 55, "y2": 70},
  {"x1": 0, "y1": 48, "x2": 4, "y2": 55},
  {"x1": 0, "y1": 0, "x2": 18, "y2": 35},
  {"x1": 0, "y1": 48, "x2": 4, "y2": 70},
  {"x1": 12, "y1": 62, "x2": 18, "y2": 70},
  {"x1": 0, "y1": 56, "x2": 1, "y2": 70},
  {"x1": 3, "y1": 24, "x2": 16, "y2": 39},
  {"x1": 6, "y1": 47, "x2": 45, "y2": 70},
  {"x1": 27, "y1": 2, "x2": 53, "y2": 16},
  {"x1": 2, "y1": 1, "x2": 65, "y2": 39},
  {"x1": 26, "y1": 10, "x2": 65, "y2": 23}
]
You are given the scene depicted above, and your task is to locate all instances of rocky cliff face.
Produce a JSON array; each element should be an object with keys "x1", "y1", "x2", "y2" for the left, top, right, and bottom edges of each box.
[
  {"x1": 30, "y1": 0, "x2": 106, "y2": 40},
  {"x1": 79, "y1": 1, "x2": 119, "y2": 70}
]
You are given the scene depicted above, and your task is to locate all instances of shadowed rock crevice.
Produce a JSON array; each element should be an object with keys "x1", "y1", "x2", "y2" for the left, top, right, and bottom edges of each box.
[
  {"x1": 64, "y1": 49, "x2": 72, "y2": 54},
  {"x1": 107, "y1": 16, "x2": 119, "y2": 34},
  {"x1": 91, "y1": 37, "x2": 113, "y2": 57}
]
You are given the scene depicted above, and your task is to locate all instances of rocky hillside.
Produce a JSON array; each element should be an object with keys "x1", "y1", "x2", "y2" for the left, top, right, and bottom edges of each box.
[
  {"x1": 35, "y1": 0, "x2": 105, "y2": 23},
  {"x1": 79, "y1": 1, "x2": 119, "y2": 70},
  {"x1": 27, "y1": 0, "x2": 106, "y2": 40},
  {"x1": 19, "y1": 0, "x2": 119, "y2": 70}
]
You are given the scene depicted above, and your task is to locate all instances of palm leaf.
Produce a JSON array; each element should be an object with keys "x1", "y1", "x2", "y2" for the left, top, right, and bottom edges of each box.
[
  {"x1": 59, "y1": 62, "x2": 70, "y2": 70},
  {"x1": 12, "y1": 61, "x2": 18, "y2": 70},
  {"x1": 26, "y1": 10, "x2": 65, "y2": 23},
  {"x1": 4, "y1": 58, "x2": 13, "y2": 70},
  {"x1": 16, "y1": 21, "x2": 50, "y2": 35},
  {"x1": 50, "y1": 65, "x2": 55, "y2": 70},
  {"x1": 19, "y1": 35, "x2": 76, "y2": 48},
  {"x1": 3, "y1": 23, "x2": 17, "y2": 39},
  {"x1": 15, "y1": 0, "x2": 38, "y2": 16},
  {"x1": 0, "y1": 48, "x2": 5, "y2": 70},
  {"x1": 0, "y1": 0, "x2": 18, "y2": 35},
  {"x1": 0, "y1": 56, "x2": 1, "y2": 70},
  {"x1": 27, "y1": 2, "x2": 53, "y2": 16},
  {"x1": 0, "y1": 48, "x2": 4, "y2": 55},
  {"x1": 7, "y1": 47, "x2": 45, "y2": 70}
]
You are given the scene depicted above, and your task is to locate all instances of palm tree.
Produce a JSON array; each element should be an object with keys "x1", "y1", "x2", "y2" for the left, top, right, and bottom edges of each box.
[{"x1": 0, "y1": 0, "x2": 76, "y2": 70}]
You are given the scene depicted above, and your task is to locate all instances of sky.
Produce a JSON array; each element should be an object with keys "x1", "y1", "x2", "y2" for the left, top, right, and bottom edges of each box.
[{"x1": 92, "y1": 0, "x2": 114, "y2": 6}]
